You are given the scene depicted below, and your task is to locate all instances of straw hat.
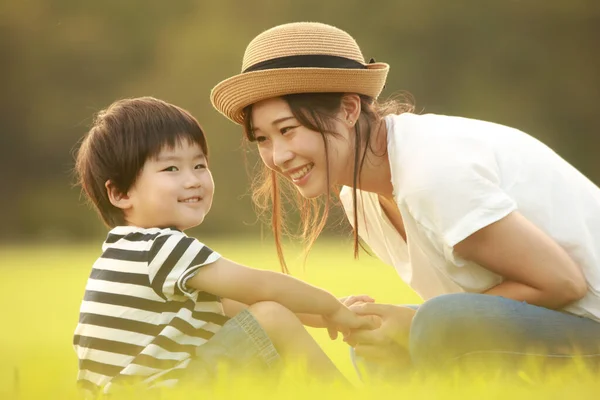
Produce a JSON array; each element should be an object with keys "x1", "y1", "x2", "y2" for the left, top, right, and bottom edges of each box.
[{"x1": 210, "y1": 22, "x2": 389, "y2": 125}]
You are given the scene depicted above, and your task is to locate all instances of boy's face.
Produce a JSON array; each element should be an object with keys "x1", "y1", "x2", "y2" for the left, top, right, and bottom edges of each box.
[{"x1": 124, "y1": 140, "x2": 214, "y2": 231}]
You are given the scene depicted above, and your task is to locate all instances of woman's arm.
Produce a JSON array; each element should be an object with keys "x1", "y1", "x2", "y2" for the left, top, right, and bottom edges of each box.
[{"x1": 454, "y1": 211, "x2": 588, "y2": 308}]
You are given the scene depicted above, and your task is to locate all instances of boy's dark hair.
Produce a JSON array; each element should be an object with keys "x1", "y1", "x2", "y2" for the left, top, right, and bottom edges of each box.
[{"x1": 74, "y1": 96, "x2": 209, "y2": 228}]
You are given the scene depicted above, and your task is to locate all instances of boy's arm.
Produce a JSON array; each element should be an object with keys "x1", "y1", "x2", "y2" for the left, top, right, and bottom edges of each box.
[
  {"x1": 221, "y1": 298, "x2": 327, "y2": 328},
  {"x1": 295, "y1": 314, "x2": 327, "y2": 328},
  {"x1": 186, "y1": 257, "x2": 342, "y2": 316},
  {"x1": 221, "y1": 298, "x2": 248, "y2": 318}
]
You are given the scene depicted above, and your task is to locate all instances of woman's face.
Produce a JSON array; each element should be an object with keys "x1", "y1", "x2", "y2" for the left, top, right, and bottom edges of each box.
[{"x1": 250, "y1": 97, "x2": 353, "y2": 199}]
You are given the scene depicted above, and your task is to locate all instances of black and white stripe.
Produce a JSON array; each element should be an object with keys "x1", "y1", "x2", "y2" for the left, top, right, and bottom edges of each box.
[{"x1": 73, "y1": 226, "x2": 226, "y2": 393}]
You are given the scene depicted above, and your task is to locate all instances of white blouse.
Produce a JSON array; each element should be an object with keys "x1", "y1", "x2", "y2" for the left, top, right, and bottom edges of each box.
[{"x1": 341, "y1": 113, "x2": 600, "y2": 322}]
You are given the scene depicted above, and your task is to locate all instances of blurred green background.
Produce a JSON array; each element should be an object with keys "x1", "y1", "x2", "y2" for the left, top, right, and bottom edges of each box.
[
  {"x1": 2, "y1": 2, "x2": 600, "y2": 397},
  {"x1": 2, "y1": 0, "x2": 599, "y2": 243}
]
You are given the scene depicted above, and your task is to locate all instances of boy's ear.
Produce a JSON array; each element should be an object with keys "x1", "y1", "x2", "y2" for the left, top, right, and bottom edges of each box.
[{"x1": 105, "y1": 180, "x2": 132, "y2": 210}]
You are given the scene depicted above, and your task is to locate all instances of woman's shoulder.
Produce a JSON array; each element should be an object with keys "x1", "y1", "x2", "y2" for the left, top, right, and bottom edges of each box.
[
  {"x1": 388, "y1": 112, "x2": 524, "y2": 139},
  {"x1": 387, "y1": 112, "x2": 515, "y2": 174}
]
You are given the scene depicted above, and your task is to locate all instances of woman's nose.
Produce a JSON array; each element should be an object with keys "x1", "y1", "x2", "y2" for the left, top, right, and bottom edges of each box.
[{"x1": 272, "y1": 139, "x2": 294, "y2": 168}]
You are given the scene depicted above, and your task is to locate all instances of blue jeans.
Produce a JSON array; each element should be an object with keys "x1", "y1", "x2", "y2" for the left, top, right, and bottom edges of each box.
[
  {"x1": 186, "y1": 309, "x2": 280, "y2": 382},
  {"x1": 351, "y1": 293, "x2": 600, "y2": 379}
]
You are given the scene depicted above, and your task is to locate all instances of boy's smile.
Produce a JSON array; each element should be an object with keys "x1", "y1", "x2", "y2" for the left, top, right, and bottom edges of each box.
[
  {"x1": 121, "y1": 140, "x2": 215, "y2": 231},
  {"x1": 179, "y1": 196, "x2": 202, "y2": 203}
]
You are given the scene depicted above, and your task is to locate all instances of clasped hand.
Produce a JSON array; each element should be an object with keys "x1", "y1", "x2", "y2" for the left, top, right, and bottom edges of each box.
[
  {"x1": 337, "y1": 295, "x2": 416, "y2": 364},
  {"x1": 322, "y1": 296, "x2": 380, "y2": 340}
]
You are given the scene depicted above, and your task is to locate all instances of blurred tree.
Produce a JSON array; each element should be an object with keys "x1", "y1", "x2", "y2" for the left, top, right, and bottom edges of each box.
[
  {"x1": 0, "y1": 0, "x2": 197, "y2": 240},
  {"x1": 1, "y1": 0, "x2": 599, "y2": 242}
]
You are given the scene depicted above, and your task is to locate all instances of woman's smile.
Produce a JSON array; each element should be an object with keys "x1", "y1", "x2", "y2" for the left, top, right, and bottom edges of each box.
[{"x1": 287, "y1": 162, "x2": 314, "y2": 184}]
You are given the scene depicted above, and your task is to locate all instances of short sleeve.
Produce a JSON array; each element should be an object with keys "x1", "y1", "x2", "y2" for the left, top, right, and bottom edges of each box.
[
  {"x1": 147, "y1": 233, "x2": 221, "y2": 300},
  {"x1": 403, "y1": 157, "x2": 517, "y2": 262}
]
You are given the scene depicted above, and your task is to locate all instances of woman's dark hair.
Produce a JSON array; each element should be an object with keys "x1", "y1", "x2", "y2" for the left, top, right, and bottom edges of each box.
[{"x1": 242, "y1": 92, "x2": 413, "y2": 272}]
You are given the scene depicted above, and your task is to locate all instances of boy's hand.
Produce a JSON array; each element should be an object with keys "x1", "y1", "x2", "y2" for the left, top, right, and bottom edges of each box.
[{"x1": 323, "y1": 303, "x2": 381, "y2": 340}]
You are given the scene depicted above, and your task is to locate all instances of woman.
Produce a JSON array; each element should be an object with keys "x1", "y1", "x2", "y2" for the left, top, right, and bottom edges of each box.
[{"x1": 210, "y1": 22, "x2": 600, "y2": 377}]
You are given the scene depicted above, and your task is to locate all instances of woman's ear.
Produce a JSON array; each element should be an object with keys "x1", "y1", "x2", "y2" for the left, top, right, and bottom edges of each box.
[
  {"x1": 105, "y1": 180, "x2": 132, "y2": 210},
  {"x1": 340, "y1": 94, "x2": 362, "y2": 126}
]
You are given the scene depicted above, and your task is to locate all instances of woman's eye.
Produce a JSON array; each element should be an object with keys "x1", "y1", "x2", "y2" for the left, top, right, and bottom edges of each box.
[
  {"x1": 163, "y1": 166, "x2": 178, "y2": 172},
  {"x1": 255, "y1": 136, "x2": 268, "y2": 143},
  {"x1": 280, "y1": 126, "x2": 297, "y2": 134},
  {"x1": 195, "y1": 164, "x2": 207, "y2": 169}
]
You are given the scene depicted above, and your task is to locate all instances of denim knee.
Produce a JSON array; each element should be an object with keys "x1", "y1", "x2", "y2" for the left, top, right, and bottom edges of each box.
[
  {"x1": 405, "y1": 293, "x2": 600, "y2": 372},
  {"x1": 409, "y1": 293, "x2": 484, "y2": 368}
]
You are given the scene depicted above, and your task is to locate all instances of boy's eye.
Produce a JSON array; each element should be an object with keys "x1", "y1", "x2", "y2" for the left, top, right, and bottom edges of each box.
[
  {"x1": 162, "y1": 166, "x2": 178, "y2": 172},
  {"x1": 255, "y1": 136, "x2": 268, "y2": 143},
  {"x1": 195, "y1": 164, "x2": 207, "y2": 169}
]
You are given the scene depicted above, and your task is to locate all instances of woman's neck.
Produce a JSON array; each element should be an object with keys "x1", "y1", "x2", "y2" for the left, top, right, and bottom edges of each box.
[{"x1": 344, "y1": 116, "x2": 395, "y2": 198}]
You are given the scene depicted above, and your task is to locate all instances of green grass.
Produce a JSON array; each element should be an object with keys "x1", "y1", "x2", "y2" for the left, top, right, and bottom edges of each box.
[{"x1": 0, "y1": 238, "x2": 597, "y2": 399}]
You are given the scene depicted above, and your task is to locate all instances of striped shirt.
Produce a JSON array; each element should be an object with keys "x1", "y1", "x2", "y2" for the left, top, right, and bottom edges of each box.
[{"x1": 73, "y1": 226, "x2": 228, "y2": 394}]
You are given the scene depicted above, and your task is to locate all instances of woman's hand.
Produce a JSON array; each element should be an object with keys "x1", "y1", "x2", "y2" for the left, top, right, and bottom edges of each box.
[
  {"x1": 295, "y1": 295, "x2": 376, "y2": 333},
  {"x1": 339, "y1": 294, "x2": 376, "y2": 308},
  {"x1": 343, "y1": 303, "x2": 416, "y2": 365},
  {"x1": 323, "y1": 301, "x2": 381, "y2": 340},
  {"x1": 323, "y1": 294, "x2": 378, "y2": 339}
]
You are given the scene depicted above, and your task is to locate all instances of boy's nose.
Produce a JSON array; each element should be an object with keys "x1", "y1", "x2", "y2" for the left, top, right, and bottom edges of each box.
[{"x1": 183, "y1": 171, "x2": 202, "y2": 188}]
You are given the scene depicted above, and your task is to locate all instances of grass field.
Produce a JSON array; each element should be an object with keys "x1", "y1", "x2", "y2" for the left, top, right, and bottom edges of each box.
[{"x1": 0, "y1": 238, "x2": 597, "y2": 399}]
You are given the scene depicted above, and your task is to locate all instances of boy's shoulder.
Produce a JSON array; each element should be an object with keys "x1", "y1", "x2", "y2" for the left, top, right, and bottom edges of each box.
[
  {"x1": 101, "y1": 226, "x2": 190, "y2": 255},
  {"x1": 105, "y1": 226, "x2": 184, "y2": 242},
  {"x1": 100, "y1": 226, "x2": 217, "y2": 263}
]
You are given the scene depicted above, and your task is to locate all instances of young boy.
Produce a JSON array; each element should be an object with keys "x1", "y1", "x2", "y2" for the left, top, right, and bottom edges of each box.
[{"x1": 72, "y1": 97, "x2": 376, "y2": 395}]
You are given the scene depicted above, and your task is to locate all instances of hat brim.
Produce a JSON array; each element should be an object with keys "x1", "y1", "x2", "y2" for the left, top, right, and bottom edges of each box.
[{"x1": 210, "y1": 63, "x2": 389, "y2": 125}]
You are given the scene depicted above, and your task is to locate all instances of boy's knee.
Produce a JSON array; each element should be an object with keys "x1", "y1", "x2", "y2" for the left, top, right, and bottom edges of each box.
[{"x1": 247, "y1": 301, "x2": 300, "y2": 332}]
